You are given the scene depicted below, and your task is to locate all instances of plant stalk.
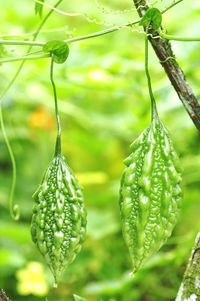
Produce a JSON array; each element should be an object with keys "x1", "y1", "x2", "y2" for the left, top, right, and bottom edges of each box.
[
  {"x1": 50, "y1": 58, "x2": 61, "y2": 156},
  {"x1": 144, "y1": 32, "x2": 158, "y2": 121}
]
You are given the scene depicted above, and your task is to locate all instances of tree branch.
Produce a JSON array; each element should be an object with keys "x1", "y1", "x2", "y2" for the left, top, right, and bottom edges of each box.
[
  {"x1": 175, "y1": 232, "x2": 200, "y2": 300},
  {"x1": 133, "y1": 0, "x2": 200, "y2": 132}
]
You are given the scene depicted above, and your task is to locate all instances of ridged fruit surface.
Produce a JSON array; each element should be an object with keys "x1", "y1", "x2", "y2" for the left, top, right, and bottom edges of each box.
[
  {"x1": 31, "y1": 155, "x2": 86, "y2": 284},
  {"x1": 120, "y1": 118, "x2": 182, "y2": 273}
]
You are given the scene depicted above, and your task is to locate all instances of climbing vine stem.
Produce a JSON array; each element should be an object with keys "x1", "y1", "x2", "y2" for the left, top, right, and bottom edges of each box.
[
  {"x1": 50, "y1": 57, "x2": 61, "y2": 156},
  {"x1": 161, "y1": 0, "x2": 183, "y2": 14},
  {"x1": 0, "y1": 107, "x2": 19, "y2": 220},
  {"x1": 144, "y1": 30, "x2": 158, "y2": 121},
  {"x1": 0, "y1": 53, "x2": 50, "y2": 64},
  {"x1": 2, "y1": 27, "x2": 200, "y2": 65},
  {"x1": 0, "y1": 0, "x2": 186, "y2": 53},
  {"x1": 159, "y1": 31, "x2": 200, "y2": 42},
  {"x1": 0, "y1": 40, "x2": 44, "y2": 46}
]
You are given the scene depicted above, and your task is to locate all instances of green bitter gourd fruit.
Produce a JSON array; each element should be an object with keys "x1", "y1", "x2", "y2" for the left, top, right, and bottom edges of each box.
[
  {"x1": 119, "y1": 32, "x2": 182, "y2": 274},
  {"x1": 31, "y1": 152, "x2": 86, "y2": 285},
  {"x1": 31, "y1": 57, "x2": 86, "y2": 286},
  {"x1": 119, "y1": 118, "x2": 182, "y2": 273}
]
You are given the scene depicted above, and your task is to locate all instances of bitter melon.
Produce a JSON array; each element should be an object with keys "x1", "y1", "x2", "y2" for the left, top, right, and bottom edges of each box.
[
  {"x1": 31, "y1": 154, "x2": 86, "y2": 285},
  {"x1": 119, "y1": 117, "x2": 182, "y2": 273}
]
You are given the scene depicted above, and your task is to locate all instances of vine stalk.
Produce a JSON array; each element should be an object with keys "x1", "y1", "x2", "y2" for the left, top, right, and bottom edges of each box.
[
  {"x1": 0, "y1": 53, "x2": 50, "y2": 64},
  {"x1": 159, "y1": 31, "x2": 200, "y2": 42},
  {"x1": 144, "y1": 30, "x2": 158, "y2": 121},
  {"x1": 50, "y1": 58, "x2": 61, "y2": 156},
  {"x1": 0, "y1": 0, "x2": 185, "y2": 58},
  {"x1": 0, "y1": 40, "x2": 44, "y2": 46}
]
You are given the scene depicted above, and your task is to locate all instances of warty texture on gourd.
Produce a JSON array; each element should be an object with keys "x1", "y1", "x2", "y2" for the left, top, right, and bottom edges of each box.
[
  {"x1": 31, "y1": 154, "x2": 87, "y2": 284},
  {"x1": 120, "y1": 118, "x2": 182, "y2": 273}
]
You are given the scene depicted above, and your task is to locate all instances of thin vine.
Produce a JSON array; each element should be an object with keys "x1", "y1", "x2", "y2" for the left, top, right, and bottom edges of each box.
[
  {"x1": 50, "y1": 57, "x2": 62, "y2": 156},
  {"x1": 144, "y1": 29, "x2": 158, "y2": 121},
  {"x1": 0, "y1": 26, "x2": 73, "y2": 39},
  {"x1": 159, "y1": 30, "x2": 200, "y2": 42},
  {"x1": 0, "y1": 0, "x2": 189, "y2": 66},
  {"x1": 0, "y1": 108, "x2": 19, "y2": 220}
]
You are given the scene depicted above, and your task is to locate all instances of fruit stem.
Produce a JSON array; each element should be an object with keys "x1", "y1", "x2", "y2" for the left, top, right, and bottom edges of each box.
[
  {"x1": 50, "y1": 57, "x2": 61, "y2": 156},
  {"x1": 144, "y1": 29, "x2": 159, "y2": 121}
]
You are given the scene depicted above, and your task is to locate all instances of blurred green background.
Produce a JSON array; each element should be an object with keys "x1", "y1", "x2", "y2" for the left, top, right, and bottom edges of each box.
[{"x1": 0, "y1": 0, "x2": 200, "y2": 300}]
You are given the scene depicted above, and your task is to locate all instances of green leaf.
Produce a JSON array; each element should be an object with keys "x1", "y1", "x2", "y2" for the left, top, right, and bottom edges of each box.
[
  {"x1": 139, "y1": 8, "x2": 162, "y2": 30},
  {"x1": 43, "y1": 40, "x2": 69, "y2": 64},
  {"x1": 35, "y1": 0, "x2": 44, "y2": 17},
  {"x1": 73, "y1": 294, "x2": 87, "y2": 301}
]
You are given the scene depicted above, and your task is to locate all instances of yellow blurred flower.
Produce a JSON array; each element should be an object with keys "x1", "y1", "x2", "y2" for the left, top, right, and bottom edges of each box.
[
  {"x1": 29, "y1": 107, "x2": 54, "y2": 130},
  {"x1": 16, "y1": 261, "x2": 49, "y2": 296}
]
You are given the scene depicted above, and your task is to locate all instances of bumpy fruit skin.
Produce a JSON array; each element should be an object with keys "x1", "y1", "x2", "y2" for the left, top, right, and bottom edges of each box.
[
  {"x1": 120, "y1": 118, "x2": 182, "y2": 273},
  {"x1": 31, "y1": 155, "x2": 86, "y2": 283}
]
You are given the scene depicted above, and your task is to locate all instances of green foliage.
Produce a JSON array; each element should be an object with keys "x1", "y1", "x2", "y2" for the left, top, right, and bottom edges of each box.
[
  {"x1": 43, "y1": 40, "x2": 69, "y2": 64},
  {"x1": 139, "y1": 8, "x2": 162, "y2": 29}
]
